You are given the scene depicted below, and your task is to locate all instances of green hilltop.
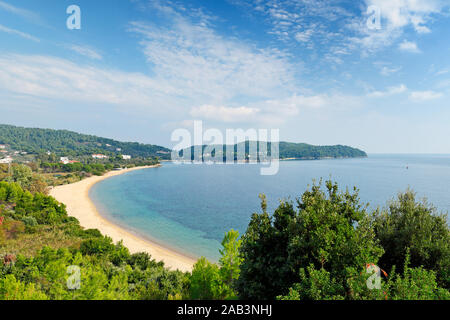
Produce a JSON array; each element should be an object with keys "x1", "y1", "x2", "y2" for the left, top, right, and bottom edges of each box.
[
  {"x1": 0, "y1": 124, "x2": 366, "y2": 161},
  {"x1": 0, "y1": 124, "x2": 171, "y2": 159},
  {"x1": 179, "y1": 141, "x2": 367, "y2": 161}
]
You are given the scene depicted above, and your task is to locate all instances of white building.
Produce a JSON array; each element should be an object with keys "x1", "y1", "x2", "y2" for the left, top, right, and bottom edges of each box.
[
  {"x1": 122, "y1": 155, "x2": 131, "y2": 160},
  {"x1": 0, "y1": 145, "x2": 6, "y2": 149},
  {"x1": 0, "y1": 156, "x2": 12, "y2": 164},
  {"x1": 92, "y1": 154, "x2": 108, "y2": 159},
  {"x1": 116, "y1": 148, "x2": 122, "y2": 152},
  {"x1": 60, "y1": 157, "x2": 70, "y2": 164}
]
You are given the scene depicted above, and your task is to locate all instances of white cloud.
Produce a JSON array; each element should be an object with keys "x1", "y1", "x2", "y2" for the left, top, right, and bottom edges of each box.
[
  {"x1": 435, "y1": 69, "x2": 449, "y2": 76},
  {"x1": 349, "y1": 0, "x2": 447, "y2": 55},
  {"x1": 0, "y1": 1, "x2": 37, "y2": 19},
  {"x1": 0, "y1": 54, "x2": 177, "y2": 109},
  {"x1": 69, "y1": 45, "x2": 102, "y2": 60},
  {"x1": 380, "y1": 66, "x2": 401, "y2": 76},
  {"x1": 190, "y1": 105, "x2": 260, "y2": 123},
  {"x1": 410, "y1": 90, "x2": 443, "y2": 101},
  {"x1": 0, "y1": 2, "x2": 300, "y2": 124},
  {"x1": 232, "y1": 0, "x2": 448, "y2": 58},
  {"x1": 399, "y1": 40, "x2": 421, "y2": 53},
  {"x1": 127, "y1": 2, "x2": 297, "y2": 106},
  {"x1": 0, "y1": 24, "x2": 39, "y2": 42},
  {"x1": 295, "y1": 29, "x2": 314, "y2": 42},
  {"x1": 368, "y1": 84, "x2": 408, "y2": 98},
  {"x1": 366, "y1": 0, "x2": 443, "y2": 32},
  {"x1": 188, "y1": 94, "x2": 342, "y2": 124},
  {"x1": 0, "y1": 1, "x2": 306, "y2": 126},
  {"x1": 0, "y1": 1, "x2": 43, "y2": 25}
]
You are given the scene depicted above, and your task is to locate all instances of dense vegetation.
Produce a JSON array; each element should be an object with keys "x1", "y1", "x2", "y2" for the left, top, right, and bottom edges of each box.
[
  {"x1": 180, "y1": 141, "x2": 367, "y2": 161},
  {"x1": 0, "y1": 124, "x2": 365, "y2": 163},
  {"x1": 278, "y1": 142, "x2": 367, "y2": 159},
  {"x1": 237, "y1": 182, "x2": 449, "y2": 300},
  {"x1": 0, "y1": 124, "x2": 171, "y2": 159},
  {"x1": 0, "y1": 178, "x2": 448, "y2": 300},
  {"x1": 0, "y1": 153, "x2": 159, "y2": 190}
]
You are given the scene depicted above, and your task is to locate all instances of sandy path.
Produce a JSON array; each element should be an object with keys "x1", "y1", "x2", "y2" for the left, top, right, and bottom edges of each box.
[{"x1": 49, "y1": 165, "x2": 196, "y2": 272}]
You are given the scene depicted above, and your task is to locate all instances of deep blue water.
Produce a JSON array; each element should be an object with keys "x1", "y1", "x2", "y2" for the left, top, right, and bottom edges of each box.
[{"x1": 90, "y1": 154, "x2": 450, "y2": 261}]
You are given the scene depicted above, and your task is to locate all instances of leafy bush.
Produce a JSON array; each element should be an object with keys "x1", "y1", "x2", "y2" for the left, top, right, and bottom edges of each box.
[
  {"x1": 0, "y1": 275, "x2": 48, "y2": 300},
  {"x1": 373, "y1": 190, "x2": 450, "y2": 288},
  {"x1": 237, "y1": 180, "x2": 384, "y2": 299},
  {"x1": 190, "y1": 257, "x2": 221, "y2": 300},
  {"x1": 0, "y1": 220, "x2": 25, "y2": 245},
  {"x1": 128, "y1": 252, "x2": 162, "y2": 270},
  {"x1": 21, "y1": 216, "x2": 38, "y2": 227},
  {"x1": 80, "y1": 236, "x2": 115, "y2": 256},
  {"x1": 386, "y1": 253, "x2": 450, "y2": 300}
]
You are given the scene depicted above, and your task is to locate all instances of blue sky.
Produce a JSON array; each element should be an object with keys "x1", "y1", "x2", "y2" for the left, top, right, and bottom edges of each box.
[{"x1": 0, "y1": 0, "x2": 449, "y2": 153}]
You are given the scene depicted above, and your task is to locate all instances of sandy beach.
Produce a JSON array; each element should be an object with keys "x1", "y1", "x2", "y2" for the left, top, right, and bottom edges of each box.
[{"x1": 50, "y1": 165, "x2": 196, "y2": 272}]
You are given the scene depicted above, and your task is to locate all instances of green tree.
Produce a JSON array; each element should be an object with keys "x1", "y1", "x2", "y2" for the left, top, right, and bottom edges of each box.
[
  {"x1": 218, "y1": 229, "x2": 242, "y2": 299},
  {"x1": 190, "y1": 230, "x2": 243, "y2": 300},
  {"x1": 189, "y1": 257, "x2": 221, "y2": 300},
  {"x1": 373, "y1": 190, "x2": 450, "y2": 288},
  {"x1": 8, "y1": 164, "x2": 33, "y2": 188},
  {"x1": 278, "y1": 265, "x2": 345, "y2": 300},
  {"x1": 0, "y1": 275, "x2": 48, "y2": 300},
  {"x1": 237, "y1": 180, "x2": 384, "y2": 299},
  {"x1": 386, "y1": 253, "x2": 450, "y2": 300}
]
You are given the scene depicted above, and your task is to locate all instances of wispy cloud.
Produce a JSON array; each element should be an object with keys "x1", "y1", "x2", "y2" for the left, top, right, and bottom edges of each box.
[
  {"x1": 436, "y1": 69, "x2": 449, "y2": 76},
  {"x1": 230, "y1": 0, "x2": 448, "y2": 60},
  {"x1": 365, "y1": 0, "x2": 443, "y2": 33},
  {"x1": 367, "y1": 84, "x2": 408, "y2": 98},
  {"x1": 0, "y1": 24, "x2": 39, "y2": 42},
  {"x1": 410, "y1": 90, "x2": 443, "y2": 101},
  {"x1": 0, "y1": 1, "x2": 42, "y2": 24},
  {"x1": 0, "y1": 54, "x2": 176, "y2": 109},
  {"x1": 188, "y1": 93, "x2": 363, "y2": 125},
  {"x1": 190, "y1": 105, "x2": 260, "y2": 123},
  {"x1": 399, "y1": 40, "x2": 421, "y2": 53},
  {"x1": 69, "y1": 45, "x2": 103, "y2": 60},
  {"x1": 128, "y1": 1, "x2": 296, "y2": 106},
  {"x1": 380, "y1": 66, "x2": 401, "y2": 76}
]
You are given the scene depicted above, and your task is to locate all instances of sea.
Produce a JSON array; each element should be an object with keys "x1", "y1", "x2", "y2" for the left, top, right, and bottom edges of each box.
[{"x1": 90, "y1": 154, "x2": 450, "y2": 261}]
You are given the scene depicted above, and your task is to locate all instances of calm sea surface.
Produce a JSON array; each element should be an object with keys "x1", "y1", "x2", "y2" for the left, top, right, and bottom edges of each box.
[{"x1": 90, "y1": 154, "x2": 450, "y2": 261}]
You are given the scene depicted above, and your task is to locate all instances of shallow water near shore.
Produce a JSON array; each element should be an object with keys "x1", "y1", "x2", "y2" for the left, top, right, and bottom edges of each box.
[{"x1": 90, "y1": 154, "x2": 450, "y2": 261}]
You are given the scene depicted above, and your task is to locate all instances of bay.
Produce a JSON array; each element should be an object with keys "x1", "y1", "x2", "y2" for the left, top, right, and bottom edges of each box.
[{"x1": 90, "y1": 154, "x2": 450, "y2": 261}]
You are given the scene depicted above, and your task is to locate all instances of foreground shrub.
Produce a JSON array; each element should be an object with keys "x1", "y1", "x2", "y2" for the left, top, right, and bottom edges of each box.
[
  {"x1": 386, "y1": 253, "x2": 450, "y2": 300},
  {"x1": 80, "y1": 236, "x2": 115, "y2": 256},
  {"x1": 373, "y1": 190, "x2": 450, "y2": 288},
  {"x1": 190, "y1": 257, "x2": 221, "y2": 300},
  {"x1": 0, "y1": 275, "x2": 48, "y2": 300},
  {"x1": 237, "y1": 180, "x2": 384, "y2": 299}
]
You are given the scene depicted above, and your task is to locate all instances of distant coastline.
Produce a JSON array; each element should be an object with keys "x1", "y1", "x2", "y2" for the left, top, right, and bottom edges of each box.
[{"x1": 50, "y1": 165, "x2": 196, "y2": 272}]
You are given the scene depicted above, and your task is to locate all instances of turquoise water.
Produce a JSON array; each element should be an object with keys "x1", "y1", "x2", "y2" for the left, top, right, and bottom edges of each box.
[{"x1": 89, "y1": 154, "x2": 450, "y2": 261}]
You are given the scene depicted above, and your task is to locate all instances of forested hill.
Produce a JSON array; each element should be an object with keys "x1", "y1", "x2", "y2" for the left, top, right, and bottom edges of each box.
[
  {"x1": 179, "y1": 141, "x2": 367, "y2": 161},
  {"x1": 278, "y1": 142, "x2": 367, "y2": 159},
  {"x1": 0, "y1": 124, "x2": 171, "y2": 158},
  {"x1": 0, "y1": 124, "x2": 366, "y2": 160}
]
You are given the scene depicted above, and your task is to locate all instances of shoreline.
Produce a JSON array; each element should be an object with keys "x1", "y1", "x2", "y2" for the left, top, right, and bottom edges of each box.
[{"x1": 49, "y1": 165, "x2": 196, "y2": 272}]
